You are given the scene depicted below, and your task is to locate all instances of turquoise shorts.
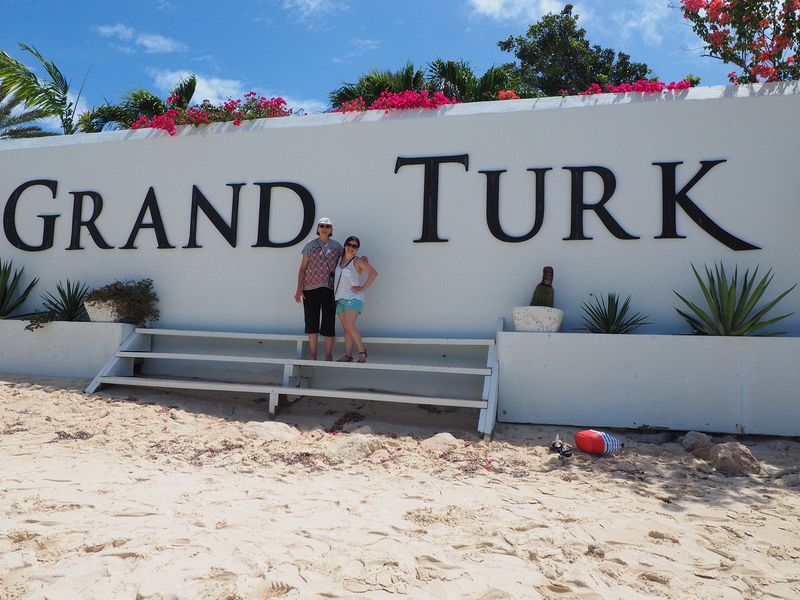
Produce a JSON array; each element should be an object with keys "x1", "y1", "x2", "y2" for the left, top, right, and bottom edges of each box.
[{"x1": 336, "y1": 298, "x2": 364, "y2": 314}]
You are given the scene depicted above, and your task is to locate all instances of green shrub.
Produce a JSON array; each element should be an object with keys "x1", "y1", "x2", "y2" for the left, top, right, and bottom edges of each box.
[{"x1": 85, "y1": 279, "x2": 159, "y2": 327}]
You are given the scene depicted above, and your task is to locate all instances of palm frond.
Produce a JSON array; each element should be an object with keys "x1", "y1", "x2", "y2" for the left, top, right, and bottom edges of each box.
[
  {"x1": 329, "y1": 62, "x2": 424, "y2": 109},
  {"x1": 427, "y1": 59, "x2": 476, "y2": 101},
  {"x1": 0, "y1": 88, "x2": 55, "y2": 138},
  {"x1": 0, "y1": 44, "x2": 75, "y2": 134},
  {"x1": 168, "y1": 75, "x2": 196, "y2": 108},
  {"x1": 475, "y1": 65, "x2": 514, "y2": 101},
  {"x1": 0, "y1": 48, "x2": 53, "y2": 109}
]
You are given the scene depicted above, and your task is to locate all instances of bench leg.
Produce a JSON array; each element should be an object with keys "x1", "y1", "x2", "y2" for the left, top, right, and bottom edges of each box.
[{"x1": 268, "y1": 391, "x2": 279, "y2": 415}]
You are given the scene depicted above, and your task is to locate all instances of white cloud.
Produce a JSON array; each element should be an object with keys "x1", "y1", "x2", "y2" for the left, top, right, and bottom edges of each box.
[
  {"x1": 468, "y1": 0, "x2": 563, "y2": 21},
  {"x1": 136, "y1": 33, "x2": 186, "y2": 54},
  {"x1": 94, "y1": 23, "x2": 134, "y2": 40},
  {"x1": 332, "y1": 38, "x2": 380, "y2": 65},
  {"x1": 282, "y1": 0, "x2": 346, "y2": 19},
  {"x1": 94, "y1": 23, "x2": 185, "y2": 53},
  {"x1": 352, "y1": 38, "x2": 379, "y2": 51},
  {"x1": 611, "y1": 0, "x2": 672, "y2": 45},
  {"x1": 150, "y1": 69, "x2": 244, "y2": 105},
  {"x1": 148, "y1": 69, "x2": 327, "y2": 114},
  {"x1": 278, "y1": 95, "x2": 328, "y2": 114}
]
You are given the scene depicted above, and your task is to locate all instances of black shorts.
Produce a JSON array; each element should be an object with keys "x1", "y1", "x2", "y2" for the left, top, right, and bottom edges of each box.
[{"x1": 302, "y1": 287, "x2": 336, "y2": 337}]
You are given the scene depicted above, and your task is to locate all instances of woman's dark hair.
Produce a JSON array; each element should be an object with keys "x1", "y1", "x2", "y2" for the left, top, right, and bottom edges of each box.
[{"x1": 344, "y1": 235, "x2": 360, "y2": 248}]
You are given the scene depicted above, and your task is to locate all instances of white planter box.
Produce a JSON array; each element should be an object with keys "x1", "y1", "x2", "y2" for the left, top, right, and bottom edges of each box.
[
  {"x1": 497, "y1": 331, "x2": 800, "y2": 436},
  {"x1": 84, "y1": 300, "x2": 118, "y2": 323},
  {"x1": 0, "y1": 321, "x2": 134, "y2": 378}
]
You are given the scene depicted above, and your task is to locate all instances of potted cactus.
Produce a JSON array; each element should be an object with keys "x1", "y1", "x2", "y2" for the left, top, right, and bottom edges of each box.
[{"x1": 512, "y1": 266, "x2": 565, "y2": 332}]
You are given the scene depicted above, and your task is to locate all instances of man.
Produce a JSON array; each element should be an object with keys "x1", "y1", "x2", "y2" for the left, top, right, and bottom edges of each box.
[{"x1": 294, "y1": 218, "x2": 342, "y2": 360}]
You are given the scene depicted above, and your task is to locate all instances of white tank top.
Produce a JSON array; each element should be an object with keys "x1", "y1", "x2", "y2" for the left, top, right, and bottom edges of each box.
[{"x1": 334, "y1": 258, "x2": 364, "y2": 301}]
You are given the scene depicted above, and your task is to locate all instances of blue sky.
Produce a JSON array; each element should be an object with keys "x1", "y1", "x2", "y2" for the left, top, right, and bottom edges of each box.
[{"x1": 2, "y1": 0, "x2": 731, "y2": 118}]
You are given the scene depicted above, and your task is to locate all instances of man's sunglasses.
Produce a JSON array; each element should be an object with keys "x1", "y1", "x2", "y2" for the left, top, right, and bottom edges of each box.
[{"x1": 318, "y1": 224, "x2": 332, "y2": 228}]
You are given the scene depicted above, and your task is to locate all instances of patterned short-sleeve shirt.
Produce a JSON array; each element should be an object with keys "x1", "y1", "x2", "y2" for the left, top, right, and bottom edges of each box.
[{"x1": 301, "y1": 238, "x2": 342, "y2": 290}]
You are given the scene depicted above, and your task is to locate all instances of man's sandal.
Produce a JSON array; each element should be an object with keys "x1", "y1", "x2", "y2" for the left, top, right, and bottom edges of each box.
[
  {"x1": 549, "y1": 436, "x2": 574, "y2": 459},
  {"x1": 357, "y1": 350, "x2": 367, "y2": 363}
]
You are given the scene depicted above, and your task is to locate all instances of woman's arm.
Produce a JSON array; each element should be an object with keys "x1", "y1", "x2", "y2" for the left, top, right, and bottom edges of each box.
[
  {"x1": 352, "y1": 261, "x2": 377, "y2": 292},
  {"x1": 294, "y1": 255, "x2": 310, "y2": 303}
]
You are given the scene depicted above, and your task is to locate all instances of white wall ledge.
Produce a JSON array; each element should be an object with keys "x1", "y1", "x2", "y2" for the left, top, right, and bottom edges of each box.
[{"x1": 1, "y1": 81, "x2": 797, "y2": 153}]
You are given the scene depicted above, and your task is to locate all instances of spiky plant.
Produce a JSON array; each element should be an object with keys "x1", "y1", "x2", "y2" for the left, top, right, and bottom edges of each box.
[
  {"x1": 25, "y1": 279, "x2": 89, "y2": 330},
  {"x1": 43, "y1": 279, "x2": 89, "y2": 320},
  {"x1": 0, "y1": 259, "x2": 38, "y2": 318},
  {"x1": 674, "y1": 263, "x2": 796, "y2": 336},
  {"x1": 581, "y1": 293, "x2": 650, "y2": 334}
]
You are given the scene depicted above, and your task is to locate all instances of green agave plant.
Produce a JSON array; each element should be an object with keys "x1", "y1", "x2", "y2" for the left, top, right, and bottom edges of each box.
[
  {"x1": 43, "y1": 279, "x2": 89, "y2": 321},
  {"x1": 581, "y1": 292, "x2": 650, "y2": 334},
  {"x1": 25, "y1": 279, "x2": 89, "y2": 331},
  {"x1": 0, "y1": 258, "x2": 38, "y2": 318},
  {"x1": 674, "y1": 263, "x2": 796, "y2": 336}
]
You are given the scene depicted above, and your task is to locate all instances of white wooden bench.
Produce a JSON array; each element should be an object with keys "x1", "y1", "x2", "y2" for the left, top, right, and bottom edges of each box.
[{"x1": 86, "y1": 322, "x2": 501, "y2": 436}]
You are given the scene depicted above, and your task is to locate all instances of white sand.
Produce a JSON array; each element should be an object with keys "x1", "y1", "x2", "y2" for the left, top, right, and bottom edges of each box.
[{"x1": 1, "y1": 375, "x2": 799, "y2": 599}]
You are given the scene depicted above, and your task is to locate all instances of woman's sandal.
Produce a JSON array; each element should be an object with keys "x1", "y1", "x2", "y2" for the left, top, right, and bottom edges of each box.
[
  {"x1": 357, "y1": 350, "x2": 367, "y2": 363},
  {"x1": 336, "y1": 355, "x2": 353, "y2": 362}
]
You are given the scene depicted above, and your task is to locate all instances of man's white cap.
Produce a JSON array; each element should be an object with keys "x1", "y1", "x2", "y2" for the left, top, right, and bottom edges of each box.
[{"x1": 318, "y1": 217, "x2": 333, "y2": 226}]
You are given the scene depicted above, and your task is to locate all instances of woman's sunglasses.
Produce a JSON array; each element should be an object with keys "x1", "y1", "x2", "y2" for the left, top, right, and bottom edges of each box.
[{"x1": 345, "y1": 242, "x2": 359, "y2": 249}]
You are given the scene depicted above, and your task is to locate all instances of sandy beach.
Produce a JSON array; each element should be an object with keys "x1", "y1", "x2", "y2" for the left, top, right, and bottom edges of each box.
[{"x1": 1, "y1": 375, "x2": 799, "y2": 599}]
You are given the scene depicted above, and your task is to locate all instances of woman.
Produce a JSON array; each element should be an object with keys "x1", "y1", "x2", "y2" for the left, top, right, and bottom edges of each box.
[
  {"x1": 334, "y1": 236, "x2": 378, "y2": 363},
  {"x1": 294, "y1": 217, "x2": 341, "y2": 361}
]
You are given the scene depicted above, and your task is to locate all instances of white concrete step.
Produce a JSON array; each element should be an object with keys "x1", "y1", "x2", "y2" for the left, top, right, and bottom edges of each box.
[
  {"x1": 116, "y1": 351, "x2": 491, "y2": 375},
  {"x1": 134, "y1": 328, "x2": 494, "y2": 346},
  {"x1": 97, "y1": 376, "x2": 489, "y2": 409}
]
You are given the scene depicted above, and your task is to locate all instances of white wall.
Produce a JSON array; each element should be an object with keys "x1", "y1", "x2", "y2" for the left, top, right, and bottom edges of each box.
[
  {"x1": 0, "y1": 321, "x2": 133, "y2": 378},
  {"x1": 1, "y1": 83, "x2": 799, "y2": 338},
  {"x1": 497, "y1": 331, "x2": 800, "y2": 436}
]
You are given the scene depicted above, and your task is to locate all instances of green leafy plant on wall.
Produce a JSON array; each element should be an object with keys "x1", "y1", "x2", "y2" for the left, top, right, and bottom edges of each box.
[
  {"x1": 85, "y1": 279, "x2": 159, "y2": 327},
  {"x1": 25, "y1": 280, "x2": 89, "y2": 331},
  {"x1": 674, "y1": 263, "x2": 796, "y2": 336},
  {"x1": 0, "y1": 258, "x2": 38, "y2": 318},
  {"x1": 581, "y1": 293, "x2": 650, "y2": 334}
]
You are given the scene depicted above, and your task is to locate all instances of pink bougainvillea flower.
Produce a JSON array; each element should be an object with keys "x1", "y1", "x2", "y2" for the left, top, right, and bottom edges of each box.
[
  {"x1": 682, "y1": 0, "x2": 706, "y2": 13},
  {"x1": 367, "y1": 89, "x2": 458, "y2": 112},
  {"x1": 497, "y1": 89, "x2": 520, "y2": 100},
  {"x1": 579, "y1": 78, "x2": 695, "y2": 96}
]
